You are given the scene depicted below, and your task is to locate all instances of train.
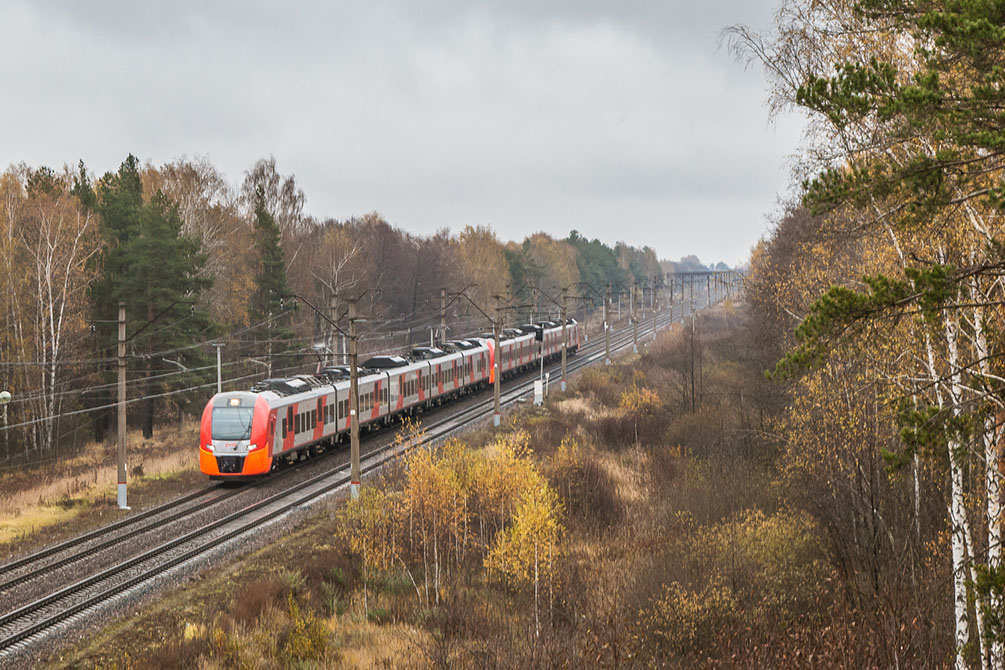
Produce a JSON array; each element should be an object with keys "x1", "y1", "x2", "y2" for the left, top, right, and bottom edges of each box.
[{"x1": 199, "y1": 319, "x2": 580, "y2": 478}]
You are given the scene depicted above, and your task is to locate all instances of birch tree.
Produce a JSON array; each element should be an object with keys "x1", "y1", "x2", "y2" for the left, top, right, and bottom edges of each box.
[{"x1": 0, "y1": 166, "x2": 99, "y2": 458}]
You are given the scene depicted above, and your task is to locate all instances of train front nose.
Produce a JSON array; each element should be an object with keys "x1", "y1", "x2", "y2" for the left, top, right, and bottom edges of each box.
[
  {"x1": 201, "y1": 393, "x2": 272, "y2": 477},
  {"x1": 212, "y1": 440, "x2": 250, "y2": 473}
]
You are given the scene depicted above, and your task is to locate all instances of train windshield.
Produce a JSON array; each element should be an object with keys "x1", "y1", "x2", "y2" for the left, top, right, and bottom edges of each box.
[{"x1": 212, "y1": 407, "x2": 254, "y2": 440}]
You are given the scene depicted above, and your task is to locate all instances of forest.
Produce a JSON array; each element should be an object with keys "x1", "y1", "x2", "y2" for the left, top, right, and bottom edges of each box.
[
  {"x1": 729, "y1": 1, "x2": 1005, "y2": 668},
  {"x1": 0, "y1": 154, "x2": 691, "y2": 469}
]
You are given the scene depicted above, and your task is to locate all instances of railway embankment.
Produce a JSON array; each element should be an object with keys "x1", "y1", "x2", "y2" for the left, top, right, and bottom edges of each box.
[{"x1": 43, "y1": 300, "x2": 829, "y2": 669}]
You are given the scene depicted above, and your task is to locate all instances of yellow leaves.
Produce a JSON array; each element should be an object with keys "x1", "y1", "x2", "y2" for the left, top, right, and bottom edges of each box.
[
  {"x1": 335, "y1": 486, "x2": 398, "y2": 571},
  {"x1": 403, "y1": 440, "x2": 466, "y2": 533},
  {"x1": 332, "y1": 428, "x2": 568, "y2": 610},
  {"x1": 524, "y1": 232, "x2": 581, "y2": 292},
  {"x1": 457, "y1": 224, "x2": 509, "y2": 309},
  {"x1": 484, "y1": 480, "x2": 564, "y2": 587},
  {"x1": 644, "y1": 578, "x2": 737, "y2": 655},
  {"x1": 619, "y1": 384, "x2": 661, "y2": 415}
]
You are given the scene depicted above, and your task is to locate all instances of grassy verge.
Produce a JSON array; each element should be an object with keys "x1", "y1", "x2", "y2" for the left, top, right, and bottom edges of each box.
[{"x1": 0, "y1": 419, "x2": 203, "y2": 557}]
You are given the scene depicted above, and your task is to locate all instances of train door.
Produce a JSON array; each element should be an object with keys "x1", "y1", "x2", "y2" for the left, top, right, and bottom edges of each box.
[{"x1": 267, "y1": 412, "x2": 277, "y2": 457}]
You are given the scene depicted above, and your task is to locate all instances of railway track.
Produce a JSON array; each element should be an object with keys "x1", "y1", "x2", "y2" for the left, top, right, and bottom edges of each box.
[{"x1": 0, "y1": 291, "x2": 721, "y2": 658}]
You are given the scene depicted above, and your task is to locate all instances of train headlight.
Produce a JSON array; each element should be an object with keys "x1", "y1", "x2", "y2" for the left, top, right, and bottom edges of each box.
[
  {"x1": 205, "y1": 443, "x2": 214, "y2": 452},
  {"x1": 248, "y1": 443, "x2": 259, "y2": 451}
]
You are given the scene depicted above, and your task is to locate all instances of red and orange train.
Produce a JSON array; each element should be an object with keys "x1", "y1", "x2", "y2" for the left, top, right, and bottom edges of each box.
[{"x1": 199, "y1": 321, "x2": 579, "y2": 478}]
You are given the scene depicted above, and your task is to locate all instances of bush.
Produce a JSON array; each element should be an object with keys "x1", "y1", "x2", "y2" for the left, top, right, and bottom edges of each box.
[
  {"x1": 320, "y1": 581, "x2": 344, "y2": 617},
  {"x1": 144, "y1": 634, "x2": 211, "y2": 670},
  {"x1": 279, "y1": 593, "x2": 328, "y2": 664},
  {"x1": 525, "y1": 414, "x2": 572, "y2": 456},
  {"x1": 698, "y1": 508, "x2": 826, "y2": 625},
  {"x1": 367, "y1": 606, "x2": 392, "y2": 624},
  {"x1": 549, "y1": 449, "x2": 622, "y2": 531},
  {"x1": 576, "y1": 368, "x2": 626, "y2": 408},
  {"x1": 280, "y1": 568, "x2": 307, "y2": 595},
  {"x1": 232, "y1": 574, "x2": 288, "y2": 626},
  {"x1": 644, "y1": 578, "x2": 739, "y2": 656},
  {"x1": 591, "y1": 412, "x2": 636, "y2": 450}
]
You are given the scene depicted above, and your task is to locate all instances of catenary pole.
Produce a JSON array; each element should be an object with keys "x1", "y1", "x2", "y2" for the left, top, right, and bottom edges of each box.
[
  {"x1": 631, "y1": 281, "x2": 638, "y2": 354},
  {"x1": 329, "y1": 294, "x2": 338, "y2": 365},
  {"x1": 349, "y1": 297, "x2": 360, "y2": 499},
  {"x1": 604, "y1": 282, "x2": 612, "y2": 365},
  {"x1": 440, "y1": 288, "x2": 446, "y2": 346},
  {"x1": 117, "y1": 302, "x2": 128, "y2": 510},
  {"x1": 493, "y1": 295, "x2": 502, "y2": 427},
  {"x1": 212, "y1": 342, "x2": 224, "y2": 393},
  {"x1": 561, "y1": 288, "x2": 568, "y2": 392}
]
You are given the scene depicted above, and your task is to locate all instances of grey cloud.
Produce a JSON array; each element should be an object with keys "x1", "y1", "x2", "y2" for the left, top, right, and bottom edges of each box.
[{"x1": 2, "y1": 0, "x2": 801, "y2": 266}]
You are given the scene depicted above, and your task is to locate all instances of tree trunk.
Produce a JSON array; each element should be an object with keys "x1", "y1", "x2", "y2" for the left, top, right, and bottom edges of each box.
[
  {"x1": 944, "y1": 315, "x2": 979, "y2": 669},
  {"x1": 534, "y1": 538, "x2": 540, "y2": 639},
  {"x1": 974, "y1": 295, "x2": 1003, "y2": 670}
]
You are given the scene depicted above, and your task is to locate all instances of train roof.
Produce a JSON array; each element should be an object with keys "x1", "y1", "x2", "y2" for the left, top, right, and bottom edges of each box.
[
  {"x1": 250, "y1": 376, "x2": 326, "y2": 396},
  {"x1": 317, "y1": 365, "x2": 350, "y2": 381},
  {"x1": 411, "y1": 346, "x2": 446, "y2": 359},
  {"x1": 361, "y1": 355, "x2": 409, "y2": 370},
  {"x1": 443, "y1": 339, "x2": 478, "y2": 351}
]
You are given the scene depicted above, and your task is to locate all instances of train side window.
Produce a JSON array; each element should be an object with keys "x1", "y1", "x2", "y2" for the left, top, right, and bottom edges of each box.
[
  {"x1": 295, "y1": 414, "x2": 300, "y2": 434},
  {"x1": 282, "y1": 417, "x2": 287, "y2": 436}
]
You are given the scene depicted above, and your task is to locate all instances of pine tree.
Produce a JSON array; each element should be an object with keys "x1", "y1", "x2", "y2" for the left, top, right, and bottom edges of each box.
[{"x1": 92, "y1": 155, "x2": 212, "y2": 439}]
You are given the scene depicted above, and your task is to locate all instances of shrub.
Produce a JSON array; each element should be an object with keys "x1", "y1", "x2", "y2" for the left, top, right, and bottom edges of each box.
[
  {"x1": 232, "y1": 574, "x2": 288, "y2": 626},
  {"x1": 320, "y1": 581, "x2": 344, "y2": 617},
  {"x1": 525, "y1": 414, "x2": 572, "y2": 456},
  {"x1": 367, "y1": 606, "x2": 392, "y2": 624},
  {"x1": 644, "y1": 578, "x2": 739, "y2": 656},
  {"x1": 576, "y1": 368, "x2": 626, "y2": 408},
  {"x1": 591, "y1": 412, "x2": 636, "y2": 450},
  {"x1": 279, "y1": 593, "x2": 328, "y2": 664},
  {"x1": 548, "y1": 444, "x2": 622, "y2": 531},
  {"x1": 279, "y1": 568, "x2": 306, "y2": 595},
  {"x1": 144, "y1": 634, "x2": 211, "y2": 670}
]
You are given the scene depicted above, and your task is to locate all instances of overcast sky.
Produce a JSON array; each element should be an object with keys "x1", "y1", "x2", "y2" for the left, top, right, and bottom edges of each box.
[{"x1": 1, "y1": 1, "x2": 803, "y2": 267}]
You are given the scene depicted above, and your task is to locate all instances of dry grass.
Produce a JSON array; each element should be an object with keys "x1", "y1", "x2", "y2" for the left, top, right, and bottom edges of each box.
[
  {"x1": 338, "y1": 622, "x2": 423, "y2": 668},
  {"x1": 0, "y1": 418, "x2": 201, "y2": 550},
  {"x1": 552, "y1": 396, "x2": 594, "y2": 415}
]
